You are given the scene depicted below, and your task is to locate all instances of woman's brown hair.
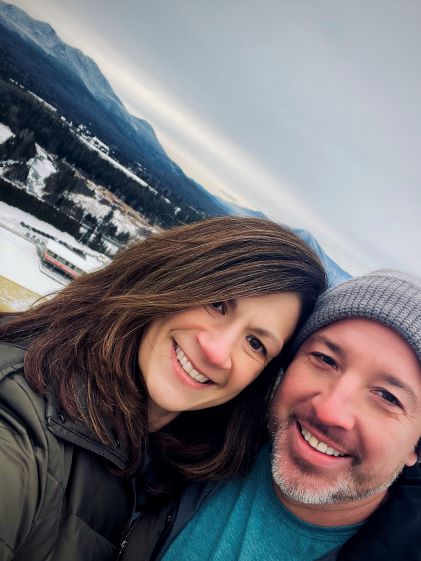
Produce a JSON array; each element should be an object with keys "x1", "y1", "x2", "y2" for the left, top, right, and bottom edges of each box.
[{"x1": 0, "y1": 216, "x2": 327, "y2": 481}]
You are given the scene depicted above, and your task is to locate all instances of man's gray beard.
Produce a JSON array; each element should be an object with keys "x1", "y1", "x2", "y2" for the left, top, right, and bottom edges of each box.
[{"x1": 270, "y1": 417, "x2": 404, "y2": 506}]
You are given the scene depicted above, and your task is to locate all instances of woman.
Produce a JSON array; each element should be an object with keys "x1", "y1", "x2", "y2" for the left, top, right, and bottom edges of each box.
[{"x1": 0, "y1": 216, "x2": 326, "y2": 561}]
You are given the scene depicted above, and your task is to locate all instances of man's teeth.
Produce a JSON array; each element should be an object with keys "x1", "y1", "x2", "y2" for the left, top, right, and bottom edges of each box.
[
  {"x1": 300, "y1": 427, "x2": 346, "y2": 457},
  {"x1": 175, "y1": 345, "x2": 210, "y2": 384}
]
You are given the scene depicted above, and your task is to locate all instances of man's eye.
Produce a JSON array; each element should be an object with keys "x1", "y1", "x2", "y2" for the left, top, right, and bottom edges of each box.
[
  {"x1": 246, "y1": 336, "x2": 267, "y2": 355},
  {"x1": 210, "y1": 302, "x2": 226, "y2": 315},
  {"x1": 312, "y1": 352, "x2": 337, "y2": 368},
  {"x1": 375, "y1": 389, "x2": 403, "y2": 409}
]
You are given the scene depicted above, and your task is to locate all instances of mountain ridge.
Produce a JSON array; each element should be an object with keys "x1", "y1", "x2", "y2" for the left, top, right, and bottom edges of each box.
[{"x1": 0, "y1": 1, "x2": 230, "y2": 215}]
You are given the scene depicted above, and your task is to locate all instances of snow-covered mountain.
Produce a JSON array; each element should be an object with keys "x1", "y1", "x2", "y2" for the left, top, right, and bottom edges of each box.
[
  {"x1": 1, "y1": 8, "x2": 117, "y2": 102},
  {"x1": 0, "y1": 1, "x2": 225, "y2": 215}
]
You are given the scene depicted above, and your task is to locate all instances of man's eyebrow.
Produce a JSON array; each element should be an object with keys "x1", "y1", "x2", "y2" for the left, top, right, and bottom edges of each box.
[
  {"x1": 380, "y1": 374, "x2": 417, "y2": 405},
  {"x1": 307, "y1": 334, "x2": 345, "y2": 357},
  {"x1": 308, "y1": 335, "x2": 418, "y2": 405}
]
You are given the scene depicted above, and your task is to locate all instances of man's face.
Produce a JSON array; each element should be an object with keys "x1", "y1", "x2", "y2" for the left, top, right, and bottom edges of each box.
[{"x1": 270, "y1": 318, "x2": 421, "y2": 506}]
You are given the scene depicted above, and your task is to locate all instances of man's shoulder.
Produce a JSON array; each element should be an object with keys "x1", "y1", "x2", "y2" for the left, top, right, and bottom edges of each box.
[{"x1": 335, "y1": 465, "x2": 421, "y2": 560}]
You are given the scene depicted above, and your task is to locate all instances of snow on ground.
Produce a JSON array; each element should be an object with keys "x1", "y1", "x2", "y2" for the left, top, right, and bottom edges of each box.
[
  {"x1": 70, "y1": 193, "x2": 149, "y2": 236},
  {"x1": 0, "y1": 159, "x2": 19, "y2": 178},
  {"x1": 112, "y1": 207, "x2": 146, "y2": 235},
  {"x1": 70, "y1": 192, "x2": 113, "y2": 220},
  {"x1": 27, "y1": 90, "x2": 57, "y2": 113},
  {"x1": 77, "y1": 133, "x2": 149, "y2": 187},
  {"x1": 0, "y1": 225, "x2": 61, "y2": 295},
  {"x1": 0, "y1": 123, "x2": 14, "y2": 144},
  {"x1": 26, "y1": 144, "x2": 56, "y2": 197},
  {"x1": 77, "y1": 126, "x2": 109, "y2": 154},
  {"x1": 70, "y1": 184, "x2": 156, "y2": 237},
  {"x1": 0, "y1": 200, "x2": 97, "y2": 251},
  {"x1": 0, "y1": 201, "x2": 109, "y2": 300}
]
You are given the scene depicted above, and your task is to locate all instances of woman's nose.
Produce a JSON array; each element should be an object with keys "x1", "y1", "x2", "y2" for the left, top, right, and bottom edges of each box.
[{"x1": 196, "y1": 329, "x2": 234, "y2": 370}]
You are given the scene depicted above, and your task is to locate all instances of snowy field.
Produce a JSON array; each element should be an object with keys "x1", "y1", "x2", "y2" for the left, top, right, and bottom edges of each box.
[
  {"x1": 0, "y1": 123, "x2": 14, "y2": 143},
  {"x1": 0, "y1": 118, "x2": 154, "y2": 311},
  {"x1": 0, "y1": 224, "x2": 60, "y2": 295},
  {"x1": 0, "y1": 201, "x2": 108, "y2": 310},
  {"x1": 26, "y1": 145, "x2": 56, "y2": 198}
]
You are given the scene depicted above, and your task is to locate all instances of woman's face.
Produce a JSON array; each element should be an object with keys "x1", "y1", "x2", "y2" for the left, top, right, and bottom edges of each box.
[{"x1": 138, "y1": 293, "x2": 301, "y2": 430}]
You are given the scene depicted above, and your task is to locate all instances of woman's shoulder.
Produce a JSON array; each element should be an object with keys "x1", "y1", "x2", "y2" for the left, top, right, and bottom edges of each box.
[
  {"x1": 0, "y1": 340, "x2": 60, "y2": 474},
  {"x1": 0, "y1": 340, "x2": 31, "y2": 397},
  {"x1": 0, "y1": 340, "x2": 57, "y2": 555},
  {"x1": 0, "y1": 338, "x2": 27, "y2": 366}
]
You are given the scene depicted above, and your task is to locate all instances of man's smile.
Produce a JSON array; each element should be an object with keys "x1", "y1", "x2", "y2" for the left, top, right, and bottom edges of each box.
[
  {"x1": 299, "y1": 424, "x2": 347, "y2": 457},
  {"x1": 288, "y1": 419, "x2": 353, "y2": 469}
]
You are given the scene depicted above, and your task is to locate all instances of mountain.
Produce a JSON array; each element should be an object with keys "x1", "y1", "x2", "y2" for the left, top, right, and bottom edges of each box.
[{"x1": 0, "y1": 1, "x2": 226, "y2": 215}]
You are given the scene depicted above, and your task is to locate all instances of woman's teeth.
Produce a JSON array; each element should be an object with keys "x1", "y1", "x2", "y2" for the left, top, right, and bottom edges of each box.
[
  {"x1": 301, "y1": 427, "x2": 346, "y2": 457},
  {"x1": 175, "y1": 345, "x2": 210, "y2": 384}
]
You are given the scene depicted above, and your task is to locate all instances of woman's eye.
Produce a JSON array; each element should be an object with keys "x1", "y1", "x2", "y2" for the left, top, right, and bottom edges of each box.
[
  {"x1": 210, "y1": 302, "x2": 226, "y2": 315},
  {"x1": 246, "y1": 336, "x2": 266, "y2": 355}
]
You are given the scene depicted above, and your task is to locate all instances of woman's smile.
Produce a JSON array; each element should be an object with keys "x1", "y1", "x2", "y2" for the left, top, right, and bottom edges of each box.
[
  {"x1": 173, "y1": 341, "x2": 214, "y2": 385},
  {"x1": 138, "y1": 293, "x2": 301, "y2": 430}
]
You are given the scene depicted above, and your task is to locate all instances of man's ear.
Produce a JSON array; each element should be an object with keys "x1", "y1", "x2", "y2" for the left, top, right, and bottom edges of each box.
[
  {"x1": 270, "y1": 369, "x2": 284, "y2": 400},
  {"x1": 405, "y1": 442, "x2": 420, "y2": 467}
]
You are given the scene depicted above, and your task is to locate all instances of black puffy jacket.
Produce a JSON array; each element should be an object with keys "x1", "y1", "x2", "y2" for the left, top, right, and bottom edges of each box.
[{"x1": 0, "y1": 342, "x2": 135, "y2": 561}]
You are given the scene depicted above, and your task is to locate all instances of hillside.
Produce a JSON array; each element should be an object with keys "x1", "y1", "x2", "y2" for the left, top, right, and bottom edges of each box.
[
  {"x1": 0, "y1": 77, "x2": 220, "y2": 249},
  {"x1": 0, "y1": 1, "x2": 228, "y2": 217}
]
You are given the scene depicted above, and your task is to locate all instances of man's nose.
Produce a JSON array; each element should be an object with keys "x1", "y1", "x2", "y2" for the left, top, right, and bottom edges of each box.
[
  {"x1": 310, "y1": 379, "x2": 357, "y2": 431},
  {"x1": 196, "y1": 328, "x2": 235, "y2": 370}
]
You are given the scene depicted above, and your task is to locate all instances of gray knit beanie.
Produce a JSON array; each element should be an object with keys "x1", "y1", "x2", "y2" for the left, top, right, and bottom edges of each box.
[
  {"x1": 292, "y1": 269, "x2": 421, "y2": 365},
  {"x1": 291, "y1": 269, "x2": 421, "y2": 461}
]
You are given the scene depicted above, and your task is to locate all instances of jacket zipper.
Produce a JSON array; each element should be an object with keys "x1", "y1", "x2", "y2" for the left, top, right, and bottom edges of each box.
[
  {"x1": 150, "y1": 508, "x2": 176, "y2": 561},
  {"x1": 116, "y1": 476, "x2": 137, "y2": 560},
  {"x1": 116, "y1": 504, "x2": 176, "y2": 561}
]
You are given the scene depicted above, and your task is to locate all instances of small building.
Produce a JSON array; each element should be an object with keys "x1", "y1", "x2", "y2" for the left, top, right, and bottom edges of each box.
[{"x1": 37, "y1": 240, "x2": 90, "y2": 281}]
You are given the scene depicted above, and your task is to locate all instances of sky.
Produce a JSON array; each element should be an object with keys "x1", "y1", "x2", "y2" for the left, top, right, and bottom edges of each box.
[{"x1": 7, "y1": 0, "x2": 421, "y2": 275}]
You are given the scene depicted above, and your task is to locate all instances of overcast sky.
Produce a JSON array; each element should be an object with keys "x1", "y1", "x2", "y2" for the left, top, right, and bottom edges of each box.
[{"x1": 8, "y1": 0, "x2": 421, "y2": 275}]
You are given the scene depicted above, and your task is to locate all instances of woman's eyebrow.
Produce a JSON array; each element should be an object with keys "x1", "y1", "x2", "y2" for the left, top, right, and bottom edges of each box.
[{"x1": 251, "y1": 327, "x2": 282, "y2": 348}]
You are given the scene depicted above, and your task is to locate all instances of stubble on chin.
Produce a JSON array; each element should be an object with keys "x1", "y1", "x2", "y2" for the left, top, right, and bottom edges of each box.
[
  {"x1": 270, "y1": 415, "x2": 404, "y2": 506},
  {"x1": 269, "y1": 418, "x2": 348, "y2": 505}
]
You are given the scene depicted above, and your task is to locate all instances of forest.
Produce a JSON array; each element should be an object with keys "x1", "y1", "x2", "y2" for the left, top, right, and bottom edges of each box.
[{"x1": 0, "y1": 77, "x2": 210, "y2": 233}]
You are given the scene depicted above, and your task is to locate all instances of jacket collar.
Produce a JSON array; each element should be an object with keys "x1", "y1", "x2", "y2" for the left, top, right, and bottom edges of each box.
[
  {"x1": 46, "y1": 390, "x2": 130, "y2": 470},
  {"x1": 0, "y1": 341, "x2": 130, "y2": 470}
]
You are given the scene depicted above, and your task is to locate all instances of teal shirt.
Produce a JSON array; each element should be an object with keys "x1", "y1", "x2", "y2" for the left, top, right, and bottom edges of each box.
[{"x1": 162, "y1": 445, "x2": 360, "y2": 561}]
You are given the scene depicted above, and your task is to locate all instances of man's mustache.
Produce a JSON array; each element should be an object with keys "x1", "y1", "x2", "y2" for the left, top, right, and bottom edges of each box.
[{"x1": 270, "y1": 410, "x2": 362, "y2": 465}]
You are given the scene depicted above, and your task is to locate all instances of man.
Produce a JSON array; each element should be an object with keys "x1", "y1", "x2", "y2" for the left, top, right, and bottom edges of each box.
[{"x1": 120, "y1": 270, "x2": 421, "y2": 561}]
